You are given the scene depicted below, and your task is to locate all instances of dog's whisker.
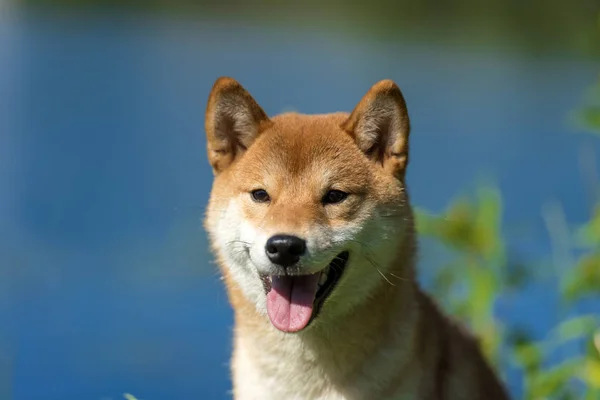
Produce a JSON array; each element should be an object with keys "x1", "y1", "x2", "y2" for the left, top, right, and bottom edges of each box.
[
  {"x1": 225, "y1": 240, "x2": 253, "y2": 248},
  {"x1": 373, "y1": 264, "x2": 396, "y2": 286},
  {"x1": 330, "y1": 238, "x2": 408, "y2": 285}
]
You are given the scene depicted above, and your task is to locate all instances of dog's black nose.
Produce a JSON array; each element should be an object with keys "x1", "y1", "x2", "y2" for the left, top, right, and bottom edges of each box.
[{"x1": 265, "y1": 234, "x2": 306, "y2": 267}]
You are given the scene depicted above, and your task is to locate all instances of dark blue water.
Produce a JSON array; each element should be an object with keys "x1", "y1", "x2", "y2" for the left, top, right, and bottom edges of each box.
[{"x1": 1, "y1": 11, "x2": 599, "y2": 399}]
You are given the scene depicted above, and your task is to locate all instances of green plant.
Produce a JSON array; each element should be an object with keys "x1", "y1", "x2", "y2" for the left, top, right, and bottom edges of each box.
[
  {"x1": 416, "y1": 185, "x2": 600, "y2": 398},
  {"x1": 415, "y1": 73, "x2": 600, "y2": 399}
]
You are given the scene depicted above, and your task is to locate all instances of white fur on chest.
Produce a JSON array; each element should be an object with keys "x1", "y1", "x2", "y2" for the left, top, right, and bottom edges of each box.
[
  {"x1": 231, "y1": 334, "x2": 347, "y2": 400},
  {"x1": 230, "y1": 323, "x2": 421, "y2": 400}
]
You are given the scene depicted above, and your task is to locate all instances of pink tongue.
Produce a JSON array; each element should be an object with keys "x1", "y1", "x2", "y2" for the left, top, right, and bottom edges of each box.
[{"x1": 266, "y1": 274, "x2": 320, "y2": 332}]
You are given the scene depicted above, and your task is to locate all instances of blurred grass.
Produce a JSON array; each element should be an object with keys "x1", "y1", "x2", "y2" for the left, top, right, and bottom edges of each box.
[{"x1": 415, "y1": 71, "x2": 600, "y2": 398}]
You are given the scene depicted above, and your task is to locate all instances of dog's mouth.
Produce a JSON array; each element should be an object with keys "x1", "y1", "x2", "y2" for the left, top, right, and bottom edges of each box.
[{"x1": 261, "y1": 251, "x2": 349, "y2": 333}]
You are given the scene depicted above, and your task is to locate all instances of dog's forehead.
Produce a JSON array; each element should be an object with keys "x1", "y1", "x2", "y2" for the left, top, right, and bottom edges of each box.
[
  {"x1": 231, "y1": 112, "x2": 374, "y2": 189},
  {"x1": 258, "y1": 113, "x2": 359, "y2": 164}
]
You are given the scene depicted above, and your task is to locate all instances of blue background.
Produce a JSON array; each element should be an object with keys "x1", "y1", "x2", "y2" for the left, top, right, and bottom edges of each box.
[{"x1": 1, "y1": 8, "x2": 598, "y2": 400}]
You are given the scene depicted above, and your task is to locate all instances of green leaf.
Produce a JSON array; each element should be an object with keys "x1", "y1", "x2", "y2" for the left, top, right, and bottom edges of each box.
[
  {"x1": 562, "y1": 253, "x2": 600, "y2": 304},
  {"x1": 414, "y1": 208, "x2": 439, "y2": 235},
  {"x1": 576, "y1": 204, "x2": 600, "y2": 248},
  {"x1": 574, "y1": 107, "x2": 600, "y2": 134},
  {"x1": 552, "y1": 315, "x2": 600, "y2": 344},
  {"x1": 474, "y1": 186, "x2": 503, "y2": 261},
  {"x1": 581, "y1": 359, "x2": 600, "y2": 389},
  {"x1": 529, "y1": 358, "x2": 584, "y2": 398},
  {"x1": 514, "y1": 341, "x2": 544, "y2": 373}
]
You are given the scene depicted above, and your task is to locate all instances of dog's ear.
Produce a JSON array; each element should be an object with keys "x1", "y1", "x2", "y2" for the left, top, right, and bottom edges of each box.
[
  {"x1": 205, "y1": 77, "x2": 271, "y2": 174},
  {"x1": 341, "y1": 80, "x2": 410, "y2": 179}
]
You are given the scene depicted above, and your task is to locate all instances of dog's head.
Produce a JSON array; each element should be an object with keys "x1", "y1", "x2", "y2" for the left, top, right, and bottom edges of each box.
[{"x1": 204, "y1": 78, "x2": 414, "y2": 333}]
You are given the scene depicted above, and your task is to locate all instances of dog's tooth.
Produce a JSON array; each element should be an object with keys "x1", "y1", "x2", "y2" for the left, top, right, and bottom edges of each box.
[{"x1": 319, "y1": 271, "x2": 328, "y2": 285}]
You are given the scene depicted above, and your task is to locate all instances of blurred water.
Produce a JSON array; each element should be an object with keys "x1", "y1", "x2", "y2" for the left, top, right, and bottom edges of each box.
[{"x1": 1, "y1": 11, "x2": 599, "y2": 400}]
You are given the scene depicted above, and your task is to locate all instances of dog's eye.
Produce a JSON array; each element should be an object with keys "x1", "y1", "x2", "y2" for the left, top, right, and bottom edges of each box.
[
  {"x1": 322, "y1": 190, "x2": 348, "y2": 205},
  {"x1": 251, "y1": 189, "x2": 270, "y2": 203}
]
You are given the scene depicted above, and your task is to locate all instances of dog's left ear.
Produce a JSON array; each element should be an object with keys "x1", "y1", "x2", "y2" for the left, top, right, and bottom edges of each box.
[{"x1": 341, "y1": 80, "x2": 410, "y2": 179}]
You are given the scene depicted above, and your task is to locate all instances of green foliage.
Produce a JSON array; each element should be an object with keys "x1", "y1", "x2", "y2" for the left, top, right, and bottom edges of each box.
[
  {"x1": 416, "y1": 72, "x2": 600, "y2": 398},
  {"x1": 416, "y1": 187, "x2": 600, "y2": 398},
  {"x1": 416, "y1": 187, "x2": 507, "y2": 363}
]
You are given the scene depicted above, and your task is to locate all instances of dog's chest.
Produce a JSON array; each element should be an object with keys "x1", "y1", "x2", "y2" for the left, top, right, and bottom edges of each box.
[
  {"x1": 231, "y1": 336, "x2": 352, "y2": 400},
  {"x1": 231, "y1": 332, "x2": 425, "y2": 400}
]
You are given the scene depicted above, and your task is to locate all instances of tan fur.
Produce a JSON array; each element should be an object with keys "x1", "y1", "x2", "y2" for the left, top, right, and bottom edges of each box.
[{"x1": 203, "y1": 77, "x2": 511, "y2": 399}]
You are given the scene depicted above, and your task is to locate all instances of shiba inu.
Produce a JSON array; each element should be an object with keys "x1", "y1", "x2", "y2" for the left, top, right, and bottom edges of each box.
[{"x1": 203, "y1": 77, "x2": 510, "y2": 400}]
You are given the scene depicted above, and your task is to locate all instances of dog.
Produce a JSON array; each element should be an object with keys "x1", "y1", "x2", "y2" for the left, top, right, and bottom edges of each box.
[{"x1": 203, "y1": 77, "x2": 511, "y2": 400}]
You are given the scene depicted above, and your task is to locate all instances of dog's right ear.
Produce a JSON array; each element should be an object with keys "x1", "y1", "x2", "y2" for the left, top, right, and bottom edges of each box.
[{"x1": 205, "y1": 77, "x2": 271, "y2": 174}]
